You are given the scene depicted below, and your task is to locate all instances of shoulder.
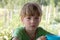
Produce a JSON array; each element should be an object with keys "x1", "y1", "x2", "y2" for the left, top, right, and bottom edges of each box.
[
  {"x1": 12, "y1": 27, "x2": 24, "y2": 37},
  {"x1": 37, "y1": 27, "x2": 46, "y2": 32},
  {"x1": 37, "y1": 27, "x2": 51, "y2": 35}
]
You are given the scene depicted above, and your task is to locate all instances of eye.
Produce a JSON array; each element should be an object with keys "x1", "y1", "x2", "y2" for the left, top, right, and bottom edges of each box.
[
  {"x1": 35, "y1": 17, "x2": 39, "y2": 19},
  {"x1": 27, "y1": 17, "x2": 31, "y2": 20}
]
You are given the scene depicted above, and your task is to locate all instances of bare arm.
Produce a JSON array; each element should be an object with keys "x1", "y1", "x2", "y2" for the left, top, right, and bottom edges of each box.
[{"x1": 37, "y1": 36, "x2": 46, "y2": 40}]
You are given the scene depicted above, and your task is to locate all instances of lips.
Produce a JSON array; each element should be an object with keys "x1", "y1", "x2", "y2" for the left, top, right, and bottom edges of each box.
[{"x1": 31, "y1": 25, "x2": 36, "y2": 27}]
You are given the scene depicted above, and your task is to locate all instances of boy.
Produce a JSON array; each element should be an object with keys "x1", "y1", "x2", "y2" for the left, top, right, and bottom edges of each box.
[{"x1": 12, "y1": 2, "x2": 51, "y2": 40}]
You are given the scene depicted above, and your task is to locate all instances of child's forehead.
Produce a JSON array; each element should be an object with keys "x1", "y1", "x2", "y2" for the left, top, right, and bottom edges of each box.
[{"x1": 25, "y1": 15, "x2": 40, "y2": 18}]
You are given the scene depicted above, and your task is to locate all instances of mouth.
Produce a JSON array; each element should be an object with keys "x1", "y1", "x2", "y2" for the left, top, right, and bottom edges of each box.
[{"x1": 31, "y1": 25, "x2": 36, "y2": 27}]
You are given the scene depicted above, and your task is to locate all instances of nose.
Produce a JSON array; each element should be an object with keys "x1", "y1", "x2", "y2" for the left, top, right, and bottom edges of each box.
[{"x1": 31, "y1": 19, "x2": 35, "y2": 24}]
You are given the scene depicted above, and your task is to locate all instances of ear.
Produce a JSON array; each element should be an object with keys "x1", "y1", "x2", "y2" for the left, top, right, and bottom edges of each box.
[
  {"x1": 20, "y1": 17, "x2": 23, "y2": 22},
  {"x1": 19, "y1": 17, "x2": 24, "y2": 25}
]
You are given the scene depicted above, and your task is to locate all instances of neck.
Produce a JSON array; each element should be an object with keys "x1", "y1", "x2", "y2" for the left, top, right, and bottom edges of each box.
[
  {"x1": 24, "y1": 27, "x2": 37, "y2": 40},
  {"x1": 24, "y1": 27, "x2": 37, "y2": 36}
]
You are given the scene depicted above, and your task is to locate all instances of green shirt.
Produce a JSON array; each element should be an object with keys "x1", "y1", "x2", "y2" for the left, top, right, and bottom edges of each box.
[{"x1": 12, "y1": 27, "x2": 51, "y2": 40}]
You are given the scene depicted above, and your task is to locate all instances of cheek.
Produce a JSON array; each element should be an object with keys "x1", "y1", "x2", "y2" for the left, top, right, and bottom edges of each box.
[
  {"x1": 35, "y1": 19, "x2": 41, "y2": 25},
  {"x1": 36, "y1": 19, "x2": 40, "y2": 23},
  {"x1": 27, "y1": 20, "x2": 31, "y2": 25},
  {"x1": 38, "y1": 18, "x2": 41, "y2": 22},
  {"x1": 23, "y1": 19, "x2": 31, "y2": 25},
  {"x1": 36, "y1": 21, "x2": 40, "y2": 25}
]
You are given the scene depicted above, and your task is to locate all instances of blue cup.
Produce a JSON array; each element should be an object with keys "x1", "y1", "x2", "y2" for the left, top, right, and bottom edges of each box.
[{"x1": 46, "y1": 34, "x2": 60, "y2": 40}]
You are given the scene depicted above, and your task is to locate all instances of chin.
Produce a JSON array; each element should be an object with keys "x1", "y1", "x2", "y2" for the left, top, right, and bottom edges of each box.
[{"x1": 31, "y1": 27, "x2": 37, "y2": 30}]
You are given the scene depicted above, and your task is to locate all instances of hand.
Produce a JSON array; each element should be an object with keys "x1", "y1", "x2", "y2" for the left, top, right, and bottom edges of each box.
[
  {"x1": 37, "y1": 36, "x2": 46, "y2": 40},
  {"x1": 12, "y1": 37, "x2": 19, "y2": 40}
]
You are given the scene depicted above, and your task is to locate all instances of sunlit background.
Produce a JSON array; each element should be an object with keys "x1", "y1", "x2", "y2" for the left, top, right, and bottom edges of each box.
[{"x1": 0, "y1": 0, "x2": 60, "y2": 40}]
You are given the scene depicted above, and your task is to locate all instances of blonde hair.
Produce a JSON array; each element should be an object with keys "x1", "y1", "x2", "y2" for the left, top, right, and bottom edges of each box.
[{"x1": 20, "y1": 2, "x2": 42, "y2": 18}]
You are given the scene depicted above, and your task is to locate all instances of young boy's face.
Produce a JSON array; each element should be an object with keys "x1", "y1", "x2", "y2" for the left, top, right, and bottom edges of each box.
[{"x1": 22, "y1": 16, "x2": 41, "y2": 30}]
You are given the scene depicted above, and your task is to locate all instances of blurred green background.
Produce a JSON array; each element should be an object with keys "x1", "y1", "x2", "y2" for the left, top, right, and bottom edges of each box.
[{"x1": 0, "y1": 0, "x2": 60, "y2": 40}]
